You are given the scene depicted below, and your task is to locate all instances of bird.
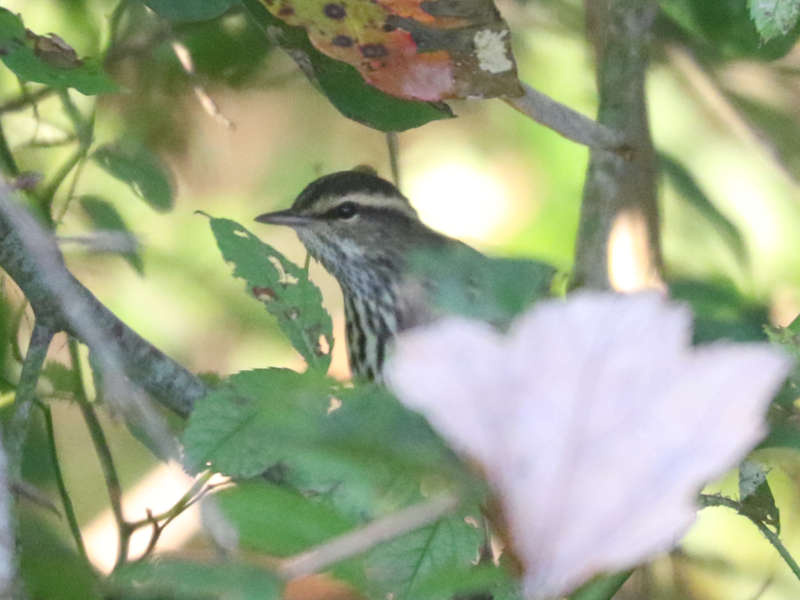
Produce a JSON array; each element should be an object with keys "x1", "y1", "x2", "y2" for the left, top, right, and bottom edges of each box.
[{"x1": 255, "y1": 168, "x2": 482, "y2": 381}]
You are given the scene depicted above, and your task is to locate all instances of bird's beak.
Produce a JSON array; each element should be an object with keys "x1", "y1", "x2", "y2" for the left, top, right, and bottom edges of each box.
[{"x1": 255, "y1": 209, "x2": 312, "y2": 227}]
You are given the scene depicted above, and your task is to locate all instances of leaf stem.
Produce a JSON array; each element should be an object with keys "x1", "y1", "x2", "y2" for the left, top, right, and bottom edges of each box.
[
  {"x1": 386, "y1": 132, "x2": 401, "y2": 189},
  {"x1": 699, "y1": 493, "x2": 800, "y2": 581},
  {"x1": 7, "y1": 320, "x2": 54, "y2": 479}
]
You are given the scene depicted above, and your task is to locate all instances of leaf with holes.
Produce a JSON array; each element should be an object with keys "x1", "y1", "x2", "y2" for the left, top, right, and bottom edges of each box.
[
  {"x1": 207, "y1": 216, "x2": 333, "y2": 371},
  {"x1": 0, "y1": 9, "x2": 117, "y2": 94},
  {"x1": 257, "y1": 0, "x2": 521, "y2": 101},
  {"x1": 748, "y1": 0, "x2": 800, "y2": 41}
]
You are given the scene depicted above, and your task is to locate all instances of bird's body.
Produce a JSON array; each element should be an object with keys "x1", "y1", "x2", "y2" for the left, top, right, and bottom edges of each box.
[{"x1": 256, "y1": 170, "x2": 474, "y2": 380}]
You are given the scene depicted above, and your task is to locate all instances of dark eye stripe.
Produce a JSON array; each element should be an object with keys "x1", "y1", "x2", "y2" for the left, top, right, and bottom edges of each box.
[{"x1": 326, "y1": 201, "x2": 358, "y2": 219}]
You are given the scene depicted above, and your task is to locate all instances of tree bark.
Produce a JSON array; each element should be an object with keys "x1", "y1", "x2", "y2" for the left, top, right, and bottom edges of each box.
[{"x1": 574, "y1": 0, "x2": 661, "y2": 290}]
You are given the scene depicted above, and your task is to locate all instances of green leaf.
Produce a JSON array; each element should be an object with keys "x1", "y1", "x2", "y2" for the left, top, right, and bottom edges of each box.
[
  {"x1": 409, "y1": 245, "x2": 556, "y2": 326},
  {"x1": 759, "y1": 423, "x2": 800, "y2": 450},
  {"x1": 18, "y1": 514, "x2": 100, "y2": 600},
  {"x1": 144, "y1": 0, "x2": 241, "y2": 22},
  {"x1": 183, "y1": 368, "x2": 329, "y2": 477},
  {"x1": 412, "y1": 564, "x2": 522, "y2": 600},
  {"x1": 660, "y1": 154, "x2": 748, "y2": 265},
  {"x1": 0, "y1": 9, "x2": 117, "y2": 95},
  {"x1": 40, "y1": 361, "x2": 77, "y2": 397},
  {"x1": 215, "y1": 480, "x2": 357, "y2": 555},
  {"x1": 240, "y1": 0, "x2": 452, "y2": 131},
  {"x1": 79, "y1": 195, "x2": 144, "y2": 273},
  {"x1": 111, "y1": 558, "x2": 281, "y2": 600},
  {"x1": 207, "y1": 216, "x2": 333, "y2": 371},
  {"x1": 669, "y1": 278, "x2": 769, "y2": 344},
  {"x1": 363, "y1": 508, "x2": 484, "y2": 600},
  {"x1": 92, "y1": 143, "x2": 175, "y2": 211},
  {"x1": 569, "y1": 571, "x2": 633, "y2": 600},
  {"x1": 183, "y1": 370, "x2": 465, "y2": 517},
  {"x1": 659, "y1": 0, "x2": 800, "y2": 60},
  {"x1": 748, "y1": 0, "x2": 800, "y2": 41}
]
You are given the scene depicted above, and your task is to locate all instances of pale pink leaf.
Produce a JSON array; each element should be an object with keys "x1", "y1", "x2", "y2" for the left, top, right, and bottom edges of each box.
[{"x1": 385, "y1": 291, "x2": 791, "y2": 599}]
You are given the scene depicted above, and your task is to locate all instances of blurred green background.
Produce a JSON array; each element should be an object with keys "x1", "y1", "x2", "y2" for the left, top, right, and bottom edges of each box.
[{"x1": 2, "y1": 0, "x2": 800, "y2": 598}]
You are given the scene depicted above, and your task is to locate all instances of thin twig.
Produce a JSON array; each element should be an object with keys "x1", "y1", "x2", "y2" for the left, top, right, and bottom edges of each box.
[
  {"x1": 69, "y1": 338, "x2": 130, "y2": 569},
  {"x1": 279, "y1": 493, "x2": 460, "y2": 580},
  {"x1": 39, "y1": 402, "x2": 90, "y2": 564},
  {"x1": 386, "y1": 132, "x2": 401, "y2": 189},
  {"x1": 0, "y1": 88, "x2": 56, "y2": 115},
  {"x1": 699, "y1": 494, "x2": 800, "y2": 581},
  {"x1": 171, "y1": 40, "x2": 235, "y2": 129},
  {"x1": 7, "y1": 321, "x2": 54, "y2": 478},
  {"x1": 0, "y1": 121, "x2": 19, "y2": 178},
  {"x1": 505, "y1": 82, "x2": 625, "y2": 152}
]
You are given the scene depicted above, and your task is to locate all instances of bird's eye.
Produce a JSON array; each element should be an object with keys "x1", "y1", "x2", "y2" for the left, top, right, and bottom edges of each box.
[{"x1": 334, "y1": 201, "x2": 358, "y2": 219}]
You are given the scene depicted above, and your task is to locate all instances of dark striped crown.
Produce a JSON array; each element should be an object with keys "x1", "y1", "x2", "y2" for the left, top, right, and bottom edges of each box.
[{"x1": 292, "y1": 171, "x2": 409, "y2": 212}]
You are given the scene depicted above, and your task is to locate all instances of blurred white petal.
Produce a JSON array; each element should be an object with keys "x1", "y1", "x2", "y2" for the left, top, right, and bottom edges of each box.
[{"x1": 385, "y1": 291, "x2": 791, "y2": 599}]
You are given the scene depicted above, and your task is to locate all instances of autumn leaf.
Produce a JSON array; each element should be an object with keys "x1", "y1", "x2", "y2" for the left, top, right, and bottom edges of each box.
[
  {"x1": 259, "y1": 0, "x2": 522, "y2": 101},
  {"x1": 386, "y1": 292, "x2": 791, "y2": 599}
]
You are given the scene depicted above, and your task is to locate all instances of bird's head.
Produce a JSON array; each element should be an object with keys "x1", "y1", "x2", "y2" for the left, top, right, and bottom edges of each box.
[{"x1": 256, "y1": 170, "x2": 423, "y2": 290}]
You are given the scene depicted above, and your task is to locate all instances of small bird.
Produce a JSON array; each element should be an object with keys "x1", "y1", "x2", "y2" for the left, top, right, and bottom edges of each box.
[{"x1": 255, "y1": 169, "x2": 481, "y2": 381}]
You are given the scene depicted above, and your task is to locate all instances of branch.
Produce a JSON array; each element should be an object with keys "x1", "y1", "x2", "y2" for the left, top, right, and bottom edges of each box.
[
  {"x1": 0, "y1": 181, "x2": 206, "y2": 418},
  {"x1": 699, "y1": 494, "x2": 800, "y2": 582},
  {"x1": 573, "y1": 0, "x2": 662, "y2": 290},
  {"x1": 505, "y1": 83, "x2": 625, "y2": 152},
  {"x1": 278, "y1": 493, "x2": 459, "y2": 580},
  {"x1": 0, "y1": 433, "x2": 15, "y2": 598}
]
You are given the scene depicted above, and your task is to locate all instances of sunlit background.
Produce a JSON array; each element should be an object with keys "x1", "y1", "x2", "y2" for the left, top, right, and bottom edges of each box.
[{"x1": 2, "y1": 0, "x2": 800, "y2": 597}]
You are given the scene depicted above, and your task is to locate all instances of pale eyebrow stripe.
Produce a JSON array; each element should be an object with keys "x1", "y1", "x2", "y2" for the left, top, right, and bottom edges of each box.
[{"x1": 309, "y1": 192, "x2": 418, "y2": 219}]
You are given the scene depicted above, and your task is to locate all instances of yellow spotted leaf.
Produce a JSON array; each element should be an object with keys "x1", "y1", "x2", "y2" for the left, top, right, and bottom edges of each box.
[{"x1": 259, "y1": 0, "x2": 522, "y2": 101}]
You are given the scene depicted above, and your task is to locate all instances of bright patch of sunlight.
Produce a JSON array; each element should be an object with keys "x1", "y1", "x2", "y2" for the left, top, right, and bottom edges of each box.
[
  {"x1": 407, "y1": 162, "x2": 513, "y2": 244},
  {"x1": 83, "y1": 463, "x2": 202, "y2": 573}
]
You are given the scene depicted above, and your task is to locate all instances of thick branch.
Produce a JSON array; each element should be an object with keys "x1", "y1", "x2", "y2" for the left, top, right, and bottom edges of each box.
[
  {"x1": 0, "y1": 182, "x2": 206, "y2": 418},
  {"x1": 505, "y1": 83, "x2": 625, "y2": 152},
  {"x1": 573, "y1": 0, "x2": 661, "y2": 289}
]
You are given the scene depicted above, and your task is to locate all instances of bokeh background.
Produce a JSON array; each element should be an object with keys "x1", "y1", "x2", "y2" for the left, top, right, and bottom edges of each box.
[{"x1": 2, "y1": 0, "x2": 800, "y2": 597}]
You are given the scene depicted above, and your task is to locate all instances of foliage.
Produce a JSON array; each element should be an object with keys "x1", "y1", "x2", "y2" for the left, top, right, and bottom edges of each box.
[
  {"x1": 111, "y1": 558, "x2": 282, "y2": 599},
  {"x1": 0, "y1": 8, "x2": 117, "y2": 95}
]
